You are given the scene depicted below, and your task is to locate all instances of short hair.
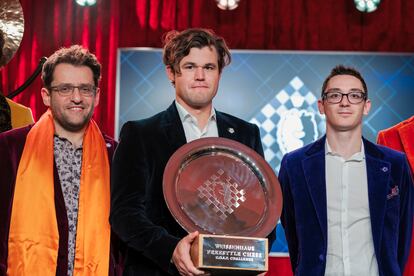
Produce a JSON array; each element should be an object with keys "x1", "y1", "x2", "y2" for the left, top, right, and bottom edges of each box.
[
  {"x1": 42, "y1": 45, "x2": 101, "y2": 88},
  {"x1": 162, "y1": 28, "x2": 231, "y2": 75},
  {"x1": 321, "y1": 65, "x2": 368, "y2": 97}
]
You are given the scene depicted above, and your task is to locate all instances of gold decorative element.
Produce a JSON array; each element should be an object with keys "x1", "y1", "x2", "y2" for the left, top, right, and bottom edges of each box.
[{"x1": 0, "y1": 0, "x2": 24, "y2": 68}]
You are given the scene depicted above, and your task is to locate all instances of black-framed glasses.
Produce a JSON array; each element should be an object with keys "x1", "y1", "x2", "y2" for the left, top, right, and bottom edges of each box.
[
  {"x1": 322, "y1": 89, "x2": 367, "y2": 104},
  {"x1": 49, "y1": 84, "x2": 97, "y2": 97}
]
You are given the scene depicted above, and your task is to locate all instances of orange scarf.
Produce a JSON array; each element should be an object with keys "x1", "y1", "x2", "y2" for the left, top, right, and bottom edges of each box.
[{"x1": 8, "y1": 110, "x2": 111, "y2": 275}]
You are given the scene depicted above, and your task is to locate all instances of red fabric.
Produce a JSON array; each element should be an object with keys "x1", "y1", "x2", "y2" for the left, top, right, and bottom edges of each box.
[
  {"x1": 1, "y1": 2, "x2": 414, "y2": 274},
  {"x1": 267, "y1": 256, "x2": 293, "y2": 276},
  {"x1": 377, "y1": 116, "x2": 414, "y2": 172},
  {"x1": 2, "y1": 0, "x2": 414, "y2": 136},
  {"x1": 377, "y1": 116, "x2": 414, "y2": 276}
]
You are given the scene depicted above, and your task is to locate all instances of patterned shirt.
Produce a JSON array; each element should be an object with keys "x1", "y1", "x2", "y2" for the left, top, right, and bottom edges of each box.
[{"x1": 54, "y1": 135, "x2": 83, "y2": 276}]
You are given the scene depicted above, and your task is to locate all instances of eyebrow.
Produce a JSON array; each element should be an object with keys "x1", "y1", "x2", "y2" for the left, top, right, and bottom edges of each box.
[
  {"x1": 326, "y1": 88, "x2": 364, "y2": 92},
  {"x1": 50, "y1": 83, "x2": 95, "y2": 87},
  {"x1": 181, "y1": 62, "x2": 217, "y2": 67}
]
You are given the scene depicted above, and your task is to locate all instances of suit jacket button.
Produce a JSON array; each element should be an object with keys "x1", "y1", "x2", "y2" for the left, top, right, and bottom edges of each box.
[{"x1": 319, "y1": 254, "x2": 324, "y2": 261}]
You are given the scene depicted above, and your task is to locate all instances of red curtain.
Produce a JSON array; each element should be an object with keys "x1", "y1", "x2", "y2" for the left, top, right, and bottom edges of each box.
[
  {"x1": 1, "y1": 0, "x2": 121, "y2": 135},
  {"x1": 1, "y1": 1, "x2": 413, "y2": 275},
  {"x1": 2, "y1": 0, "x2": 414, "y2": 136}
]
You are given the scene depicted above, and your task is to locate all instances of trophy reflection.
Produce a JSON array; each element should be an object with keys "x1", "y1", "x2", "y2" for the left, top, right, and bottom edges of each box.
[{"x1": 163, "y1": 137, "x2": 282, "y2": 275}]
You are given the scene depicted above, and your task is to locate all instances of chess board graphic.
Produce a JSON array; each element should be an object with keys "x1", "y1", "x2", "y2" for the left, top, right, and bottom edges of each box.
[{"x1": 250, "y1": 76, "x2": 325, "y2": 172}]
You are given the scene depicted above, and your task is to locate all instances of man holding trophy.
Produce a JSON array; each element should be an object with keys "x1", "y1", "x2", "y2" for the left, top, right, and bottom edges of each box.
[{"x1": 110, "y1": 28, "x2": 277, "y2": 275}]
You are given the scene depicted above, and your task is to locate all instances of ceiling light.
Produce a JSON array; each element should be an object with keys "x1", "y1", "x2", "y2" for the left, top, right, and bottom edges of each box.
[
  {"x1": 75, "y1": 0, "x2": 97, "y2": 7},
  {"x1": 216, "y1": 0, "x2": 240, "y2": 10},
  {"x1": 354, "y1": 0, "x2": 381, "y2": 13}
]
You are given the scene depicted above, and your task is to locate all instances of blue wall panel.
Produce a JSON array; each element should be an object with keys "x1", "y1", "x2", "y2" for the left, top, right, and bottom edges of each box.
[{"x1": 116, "y1": 49, "x2": 414, "y2": 255}]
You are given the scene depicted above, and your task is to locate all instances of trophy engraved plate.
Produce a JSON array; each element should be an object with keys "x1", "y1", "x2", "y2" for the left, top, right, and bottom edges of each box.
[
  {"x1": 191, "y1": 234, "x2": 268, "y2": 275},
  {"x1": 163, "y1": 137, "x2": 282, "y2": 274}
]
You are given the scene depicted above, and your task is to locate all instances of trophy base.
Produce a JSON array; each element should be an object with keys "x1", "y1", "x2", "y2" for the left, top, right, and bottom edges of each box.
[{"x1": 190, "y1": 234, "x2": 268, "y2": 275}]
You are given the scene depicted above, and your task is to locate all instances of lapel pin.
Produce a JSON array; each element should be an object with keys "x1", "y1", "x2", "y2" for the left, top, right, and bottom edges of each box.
[
  {"x1": 381, "y1": 167, "x2": 388, "y2": 172},
  {"x1": 106, "y1": 143, "x2": 112, "y2": 148},
  {"x1": 227, "y1": 127, "x2": 235, "y2": 134}
]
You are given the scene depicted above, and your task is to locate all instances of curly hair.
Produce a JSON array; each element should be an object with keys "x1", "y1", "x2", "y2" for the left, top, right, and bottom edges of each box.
[
  {"x1": 42, "y1": 45, "x2": 101, "y2": 88},
  {"x1": 163, "y1": 28, "x2": 231, "y2": 75}
]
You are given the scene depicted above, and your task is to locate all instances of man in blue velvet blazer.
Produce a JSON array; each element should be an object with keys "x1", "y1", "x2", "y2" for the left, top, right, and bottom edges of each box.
[
  {"x1": 110, "y1": 28, "x2": 275, "y2": 276},
  {"x1": 279, "y1": 65, "x2": 413, "y2": 276}
]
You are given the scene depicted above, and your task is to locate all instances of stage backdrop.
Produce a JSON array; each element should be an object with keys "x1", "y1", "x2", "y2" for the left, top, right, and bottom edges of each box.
[{"x1": 116, "y1": 48, "x2": 414, "y2": 256}]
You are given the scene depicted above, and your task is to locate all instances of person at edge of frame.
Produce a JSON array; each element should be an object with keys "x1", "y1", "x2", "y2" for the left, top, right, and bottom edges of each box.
[
  {"x1": 279, "y1": 65, "x2": 413, "y2": 276},
  {"x1": 0, "y1": 45, "x2": 125, "y2": 276}
]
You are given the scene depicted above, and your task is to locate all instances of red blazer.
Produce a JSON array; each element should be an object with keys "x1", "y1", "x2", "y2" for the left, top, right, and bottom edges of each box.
[{"x1": 377, "y1": 116, "x2": 414, "y2": 276}]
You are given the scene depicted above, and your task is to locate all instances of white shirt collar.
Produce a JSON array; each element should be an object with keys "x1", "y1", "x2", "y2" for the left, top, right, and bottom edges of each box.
[
  {"x1": 325, "y1": 139, "x2": 365, "y2": 161},
  {"x1": 175, "y1": 100, "x2": 216, "y2": 125}
]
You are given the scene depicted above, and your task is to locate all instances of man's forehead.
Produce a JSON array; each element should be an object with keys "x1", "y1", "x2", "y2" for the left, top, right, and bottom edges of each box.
[
  {"x1": 52, "y1": 63, "x2": 93, "y2": 79},
  {"x1": 180, "y1": 46, "x2": 218, "y2": 64},
  {"x1": 326, "y1": 74, "x2": 364, "y2": 89},
  {"x1": 54, "y1": 63, "x2": 90, "y2": 70}
]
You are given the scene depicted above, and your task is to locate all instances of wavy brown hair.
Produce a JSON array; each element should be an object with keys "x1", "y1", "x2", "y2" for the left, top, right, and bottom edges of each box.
[
  {"x1": 163, "y1": 28, "x2": 231, "y2": 75},
  {"x1": 42, "y1": 45, "x2": 101, "y2": 88}
]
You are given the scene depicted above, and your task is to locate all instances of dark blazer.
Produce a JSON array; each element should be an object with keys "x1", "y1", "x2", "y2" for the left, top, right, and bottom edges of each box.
[
  {"x1": 0, "y1": 125, "x2": 123, "y2": 276},
  {"x1": 110, "y1": 102, "x2": 275, "y2": 275},
  {"x1": 279, "y1": 135, "x2": 414, "y2": 276}
]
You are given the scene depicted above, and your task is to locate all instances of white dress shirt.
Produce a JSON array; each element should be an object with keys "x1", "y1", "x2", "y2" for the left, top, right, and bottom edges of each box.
[
  {"x1": 324, "y1": 140, "x2": 379, "y2": 276},
  {"x1": 175, "y1": 101, "x2": 218, "y2": 142}
]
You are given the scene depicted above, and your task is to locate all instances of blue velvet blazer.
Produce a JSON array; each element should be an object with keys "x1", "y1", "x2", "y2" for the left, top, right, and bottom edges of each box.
[{"x1": 279, "y1": 135, "x2": 413, "y2": 276}]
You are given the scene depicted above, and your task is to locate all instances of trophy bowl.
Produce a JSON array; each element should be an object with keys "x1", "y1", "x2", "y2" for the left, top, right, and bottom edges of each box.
[{"x1": 163, "y1": 137, "x2": 282, "y2": 275}]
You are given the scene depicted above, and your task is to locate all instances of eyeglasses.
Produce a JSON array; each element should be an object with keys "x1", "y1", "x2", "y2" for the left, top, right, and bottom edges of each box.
[
  {"x1": 322, "y1": 89, "x2": 367, "y2": 104},
  {"x1": 49, "y1": 84, "x2": 97, "y2": 97}
]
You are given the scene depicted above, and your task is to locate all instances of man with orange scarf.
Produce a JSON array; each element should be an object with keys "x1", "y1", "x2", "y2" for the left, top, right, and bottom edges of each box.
[{"x1": 0, "y1": 45, "x2": 123, "y2": 276}]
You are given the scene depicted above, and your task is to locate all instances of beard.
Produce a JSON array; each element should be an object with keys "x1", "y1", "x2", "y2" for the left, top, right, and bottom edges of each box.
[{"x1": 51, "y1": 105, "x2": 95, "y2": 132}]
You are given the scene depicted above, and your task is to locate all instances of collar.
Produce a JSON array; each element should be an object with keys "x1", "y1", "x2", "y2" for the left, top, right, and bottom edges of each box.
[
  {"x1": 54, "y1": 134, "x2": 83, "y2": 150},
  {"x1": 325, "y1": 139, "x2": 365, "y2": 161},
  {"x1": 175, "y1": 100, "x2": 216, "y2": 125}
]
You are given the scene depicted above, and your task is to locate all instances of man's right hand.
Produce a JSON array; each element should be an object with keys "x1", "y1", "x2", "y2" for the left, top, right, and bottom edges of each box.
[{"x1": 172, "y1": 231, "x2": 206, "y2": 276}]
